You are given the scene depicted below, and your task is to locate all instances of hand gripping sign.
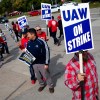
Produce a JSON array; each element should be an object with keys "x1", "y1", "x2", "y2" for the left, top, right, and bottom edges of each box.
[
  {"x1": 60, "y1": 3, "x2": 94, "y2": 54},
  {"x1": 60, "y1": 3, "x2": 94, "y2": 100}
]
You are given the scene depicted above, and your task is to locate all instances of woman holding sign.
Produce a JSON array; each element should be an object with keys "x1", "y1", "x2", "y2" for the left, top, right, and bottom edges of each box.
[{"x1": 64, "y1": 51, "x2": 99, "y2": 100}]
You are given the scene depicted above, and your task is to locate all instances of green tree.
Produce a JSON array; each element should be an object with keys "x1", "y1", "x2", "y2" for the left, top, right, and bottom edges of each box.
[
  {"x1": 0, "y1": 0, "x2": 12, "y2": 14},
  {"x1": 0, "y1": 0, "x2": 61, "y2": 14}
]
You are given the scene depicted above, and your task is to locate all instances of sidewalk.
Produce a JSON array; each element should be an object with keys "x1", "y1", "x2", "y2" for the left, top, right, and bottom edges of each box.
[
  {"x1": 0, "y1": 8, "x2": 100, "y2": 100},
  {"x1": 0, "y1": 32, "x2": 73, "y2": 100}
]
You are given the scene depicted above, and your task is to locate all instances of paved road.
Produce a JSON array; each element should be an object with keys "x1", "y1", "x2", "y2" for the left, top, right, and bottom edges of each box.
[{"x1": 0, "y1": 8, "x2": 100, "y2": 100}]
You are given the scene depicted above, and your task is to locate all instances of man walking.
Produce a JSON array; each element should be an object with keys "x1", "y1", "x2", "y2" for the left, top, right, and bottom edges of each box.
[
  {"x1": 18, "y1": 28, "x2": 36, "y2": 84},
  {"x1": 27, "y1": 28, "x2": 54, "y2": 93},
  {"x1": 57, "y1": 15, "x2": 63, "y2": 38},
  {"x1": 48, "y1": 16, "x2": 60, "y2": 46},
  {"x1": 11, "y1": 21, "x2": 20, "y2": 42}
]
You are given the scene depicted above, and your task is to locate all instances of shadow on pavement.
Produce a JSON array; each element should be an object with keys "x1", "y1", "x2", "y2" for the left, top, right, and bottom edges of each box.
[
  {"x1": 49, "y1": 54, "x2": 65, "y2": 87},
  {"x1": 2, "y1": 47, "x2": 20, "y2": 66}
]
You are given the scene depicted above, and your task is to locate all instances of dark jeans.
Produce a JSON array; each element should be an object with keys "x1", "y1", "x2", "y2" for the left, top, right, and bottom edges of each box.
[
  {"x1": 29, "y1": 65, "x2": 36, "y2": 80},
  {"x1": 0, "y1": 43, "x2": 3, "y2": 58},
  {"x1": 4, "y1": 42, "x2": 9, "y2": 54},
  {"x1": 59, "y1": 29, "x2": 63, "y2": 38},
  {"x1": 0, "y1": 52, "x2": 3, "y2": 59},
  {"x1": 15, "y1": 31, "x2": 20, "y2": 42},
  {"x1": 51, "y1": 31, "x2": 59, "y2": 44},
  {"x1": 96, "y1": 95, "x2": 99, "y2": 100},
  {"x1": 49, "y1": 28, "x2": 52, "y2": 37}
]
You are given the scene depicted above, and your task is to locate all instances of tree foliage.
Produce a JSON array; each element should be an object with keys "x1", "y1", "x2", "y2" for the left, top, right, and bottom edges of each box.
[
  {"x1": 0, "y1": 0, "x2": 12, "y2": 14},
  {"x1": 0, "y1": 0, "x2": 60, "y2": 14}
]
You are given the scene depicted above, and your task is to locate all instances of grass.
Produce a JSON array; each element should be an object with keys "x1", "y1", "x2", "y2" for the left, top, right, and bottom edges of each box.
[
  {"x1": 89, "y1": 1, "x2": 100, "y2": 8},
  {"x1": 73, "y1": 0, "x2": 81, "y2": 3}
]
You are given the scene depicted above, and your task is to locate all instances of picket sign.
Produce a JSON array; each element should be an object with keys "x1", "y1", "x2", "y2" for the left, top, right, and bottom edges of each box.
[
  {"x1": 79, "y1": 53, "x2": 83, "y2": 74},
  {"x1": 41, "y1": 3, "x2": 52, "y2": 36},
  {"x1": 79, "y1": 51, "x2": 85, "y2": 100},
  {"x1": 17, "y1": 16, "x2": 28, "y2": 29},
  {"x1": 46, "y1": 20, "x2": 48, "y2": 36},
  {"x1": 60, "y1": 3, "x2": 93, "y2": 100},
  {"x1": 19, "y1": 49, "x2": 36, "y2": 66},
  {"x1": 41, "y1": 3, "x2": 51, "y2": 20},
  {"x1": 60, "y1": 3, "x2": 94, "y2": 54}
]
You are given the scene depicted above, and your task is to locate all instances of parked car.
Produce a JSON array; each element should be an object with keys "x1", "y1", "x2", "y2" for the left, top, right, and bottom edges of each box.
[
  {"x1": 28, "y1": 10, "x2": 41, "y2": 16},
  {"x1": 51, "y1": 4, "x2": 60, "y2": 13},
  {"x1": 0, "y1": 16, "x2": 9, "y2": 24},
  {"x1": 8, "y1": 11, "x2": 22, "y2": 16}
]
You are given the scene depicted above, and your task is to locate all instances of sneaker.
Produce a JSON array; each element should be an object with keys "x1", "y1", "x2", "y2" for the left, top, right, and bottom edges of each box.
[
  {"x1": 7, "y1": 52, "x2": 10, "y2": 54},
  {"x1": 31, "y1": 80, "x2": 36, "y2": 84},
  {"x1": 54, "y1": 42, "x2": 57, "y2": 45},
  {"x1": 49, "y1": 88, "x2": 54, "y2": 93},
  {"x1": 57, "y1": 41, "x2": 61, "y2": 46},
  {"x1": 1, "y1": 58, "x2": 4, "y2": 61},
  {"x1": 41, "y1": 77, "x2": 46, "y2": 81},
  {"x1": 58, "y1": 36, "x2": 61, "y2": 38},
  {"x1": 38, "y1": 85, "x2": 46, "y2": 92}
]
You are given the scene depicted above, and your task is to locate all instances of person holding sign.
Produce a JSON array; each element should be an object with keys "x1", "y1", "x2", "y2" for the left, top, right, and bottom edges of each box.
[
  {"x1": 27, "y1": 28, "x2": 54, "y2": 93},
  {"x1": 18, "y1": 28, "x2": 28, "y2": 50},
  {"x1": 16, "y1": 21, "x2": 22, "y2": 37},
  {"x1": 64, "y1": 51, "x2": 99, "y2": 100},
  {"x1": 11, "y1": 21, "x2": 20, "y2": 42},
  {"x1": 18, "y1": 28, "x2": 36, "y2": 84}
]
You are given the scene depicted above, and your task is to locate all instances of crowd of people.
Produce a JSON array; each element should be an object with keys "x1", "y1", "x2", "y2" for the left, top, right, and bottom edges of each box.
[
  {"x1": 17, "y1": 15, "x2": 63, "y2": 93},
  {"x1": 0, "y1": 14, "x2": 99, "y2": 99},
  {"x1": 0, "y1": 20, "x2": 22, "y2": 62},
  {"x1": 0, "y1": 29, "x2": 10, "y2": 62}
]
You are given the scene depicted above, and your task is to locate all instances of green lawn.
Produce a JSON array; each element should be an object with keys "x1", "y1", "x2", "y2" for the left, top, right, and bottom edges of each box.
[{"x1": 89, "y1": 1, "x2": 100, "y2": 8}]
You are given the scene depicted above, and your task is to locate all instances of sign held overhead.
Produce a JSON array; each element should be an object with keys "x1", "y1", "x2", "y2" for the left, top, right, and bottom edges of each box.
[
  {"x1": 60, "y1": 3, "x2": 94, "y2": 54},
  {"x1": 17, "y1": 16, "x2": 28, "y2": 29},
  {"x1": 41, "y1": 3, "x2": 51, "y2": 20}
]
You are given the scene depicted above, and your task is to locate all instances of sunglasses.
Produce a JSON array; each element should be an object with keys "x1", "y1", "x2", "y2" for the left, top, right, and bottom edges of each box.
[{"x1": 36, "y1": 29, "x2": 41, "y2": 31}]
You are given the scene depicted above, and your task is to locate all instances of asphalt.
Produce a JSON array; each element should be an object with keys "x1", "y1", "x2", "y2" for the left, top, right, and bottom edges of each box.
[{"x1": 0, "y1": 8, "x2": 100, "y2": 100}]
